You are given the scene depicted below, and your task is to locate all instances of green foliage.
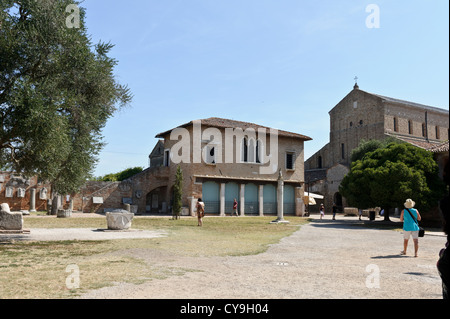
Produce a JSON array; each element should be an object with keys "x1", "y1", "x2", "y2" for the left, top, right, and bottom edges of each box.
[
  {"x1": 172, "y1": 165, "x2": 183, "y2": 219},
  {"x1": 350, "y1": 137, "x2": 400, "y2": 162},
  {"x1": 340, "y1": 143, "x2": 445, "y2": 215},
  {"x1": 99, "y1": 167, "x2": 143, "y2": 182},
  {"x1": 0, "y1": 0, "x2": 132, "y2": 194}
]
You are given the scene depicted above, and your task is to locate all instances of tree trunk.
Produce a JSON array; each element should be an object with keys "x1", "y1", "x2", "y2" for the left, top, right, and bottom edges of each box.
[
  {"x1": 383, "y1": 207, "x2": 391, "y2": 222},
  {"x1": 51, "y1": 194, "x2": 59, "y2": 215}
]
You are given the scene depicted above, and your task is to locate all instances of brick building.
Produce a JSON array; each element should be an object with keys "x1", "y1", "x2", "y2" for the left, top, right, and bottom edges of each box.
[
  {"x1": 75, "y1": 117, "x2": 312, "y2": 216},
  {"x1": 305, "y1": 84, "x2": 449, "y2": 213},
  {"x1": 143, "y1": 117, "x2": 312, "y2": 216},
  {"x1": 0, "y1": 172, "x2": 50, "y2": 212}
]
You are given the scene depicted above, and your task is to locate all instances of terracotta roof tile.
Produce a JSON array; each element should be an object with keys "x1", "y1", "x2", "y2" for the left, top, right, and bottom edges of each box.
[{"x1": 156, "y1": 117, "x2": 312, "y2": 140}]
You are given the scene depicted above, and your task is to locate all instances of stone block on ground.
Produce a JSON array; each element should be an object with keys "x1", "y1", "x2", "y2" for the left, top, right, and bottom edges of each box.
[
  {"x1": 57, "y1": 209, "x2": 72, "y2": 218},
  {"x1": 106, "y1": 210, "x2": 134, "y2": 230},
  {"x1": 0, "y1": 203, "x2": 23, "y2": 231}
]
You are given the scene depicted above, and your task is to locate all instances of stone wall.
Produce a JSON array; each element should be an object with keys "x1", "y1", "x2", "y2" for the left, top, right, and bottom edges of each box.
[
  {"x1": 384, "y1": 103, "x2": 449, "y2": 141},
  {"x1": 71, "y1": 181, "x2": 128, "y2": 213}
]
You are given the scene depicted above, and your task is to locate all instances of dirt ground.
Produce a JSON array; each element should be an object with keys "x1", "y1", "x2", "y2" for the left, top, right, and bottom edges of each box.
[{"x1": 78, "y1": 214, "x2": 447, "y2": 299}]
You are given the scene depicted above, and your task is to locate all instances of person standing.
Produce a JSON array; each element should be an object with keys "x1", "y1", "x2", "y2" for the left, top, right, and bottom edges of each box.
[
  {"x1": 332, "y1": 203, "x2": 337, "y2": 220},
  {"x1": 400, "y1": 199, "x2": 422, "y2": 257},
  {"x1": 319, "y1": 204, "x2": 325, "y2": 220},
  {"x1": 232, "y1": 199, "x2": 239, "y2": 217},
  {"x1": 196, "y1": 198, "x2": 205, "y2": 227}
]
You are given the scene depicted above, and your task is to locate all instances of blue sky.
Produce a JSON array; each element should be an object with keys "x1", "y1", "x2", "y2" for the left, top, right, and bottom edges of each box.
[{"x1": 80, "y1": 0, "x2": 449, "y2": 177}]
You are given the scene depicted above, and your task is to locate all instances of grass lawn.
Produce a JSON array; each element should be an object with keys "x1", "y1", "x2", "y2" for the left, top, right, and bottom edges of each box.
[{"x1": 0, "y1": 215, "x2": 308, "y2": 299}]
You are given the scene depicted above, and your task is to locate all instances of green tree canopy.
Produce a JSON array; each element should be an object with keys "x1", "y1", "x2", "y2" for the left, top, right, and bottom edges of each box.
[
  {"x1": 350, "y1": 137, "x2": 399, "y2": 163},
  {"x1": 98, "y1": 167, "x2": 143, "y2": 182},
  {"x1": 340, "y1": 142, "x2": 445, "y2": 220},
  {"x1": 0, "y1": 0, "x2": 132, "y2": 195}
]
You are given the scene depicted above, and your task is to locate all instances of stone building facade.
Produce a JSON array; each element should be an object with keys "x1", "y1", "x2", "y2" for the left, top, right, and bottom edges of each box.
[
  {"x1": 305, "y1": 84, "x2": 449, "y2": 213},
  {"x1": 72, "y1": 117, "x2": 312, "y2": 216},
  {"x1": 141, "y1": 117, "x2": 312, "y2": 216}
]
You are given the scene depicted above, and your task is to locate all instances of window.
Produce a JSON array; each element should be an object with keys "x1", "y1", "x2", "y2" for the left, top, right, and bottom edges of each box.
[
  {"x1": 242, "y1": 138, "x2": 248, "y2": 162},
  {"x1": 248, "y1": 138, "x2": 255, "y2": 163},
  {"x1": 393, "y1": 117, "x2": 398, "y2": 132},
  {"x1": 318, "y1": 156, "x2": 323, "y2": 169},
  {"x1": 408, "y1": 120, "x2": 413, "y2": 135},
  {"x1": 341, "y1": 143, "x2": 345, "y2": 160},
  {"x1": 436, "y1": 126, "x2": 440, "y2": 139},
  {"x1": 286, "y1": 152, "x2": 295, "y2": 170},
  {"x1": 422, "y1": 123, "x2": 426, "y2": 137},
  {"x1": 359, "y1": 120, "x2": 363, "y2": 125},
  {"x1": 350, "y1": 122, "x2": 353, "y2": 127},
  {"x1": 256, "y1": 140, "x2": 262, "y2": 164},
  {"x1": 241, "y1": 137, "x2": 262, "y2": 164},
  {"x1": 205, "y1": 146, "x2": 215, "y2": 164},
  {"x1": 163, "y1": 149, "x2": 170, "y2": 167}
]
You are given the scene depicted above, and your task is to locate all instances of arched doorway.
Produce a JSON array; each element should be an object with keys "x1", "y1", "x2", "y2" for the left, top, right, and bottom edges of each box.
[
  {"x1": 225, "y1": 182, "x2": 239, "y2": 215},
  {"x1": 244, "y1": 183, "x2": 258, "y2": 215},
  {"x1": 263, "y1": 184, "x2": 277, "y2": 215},
  {"x1": 333, "y1": 192, "x2": 343, "y2": 211},
  {"x1": 146, "y1": 187, "x2": 168, "y2": 214},
  {"x1": 284, "y1": 184, "x2": 295, "y2": 215},
  {"x1": 202, "y1": 181, "x2": 220, "y2": 214}
]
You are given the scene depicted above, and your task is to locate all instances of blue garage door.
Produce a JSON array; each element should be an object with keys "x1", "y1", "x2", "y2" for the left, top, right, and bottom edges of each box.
[
  {"x1": 225, "y1": 182, "x2": 239, "y2": 214},
  {"x1": 263, "y1": 184, "x2": 277, "y2": 214},
  {"x1": 245, "y1": 183, "x2": 259, "y2": 215},
  {"x1": 202, "y1": 181, "x2": 220, "y2": 214},
  {"x1": 284, "y1": 184, "x2": 295, "y2": 215}
]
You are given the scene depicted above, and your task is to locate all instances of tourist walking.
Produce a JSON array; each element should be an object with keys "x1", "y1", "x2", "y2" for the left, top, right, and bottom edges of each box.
[
  {"x1": 332, "y1": 203, "x2": 337, "y2": 220},
  {"x1": 197, "y1": 198, "x2": 205, "y2": 226},
  {"x1": 400, "y1": 199, "x2": 422, "y2": 257},
  {"x1": 319, "y1": 204, "x2": 325, "y2": 220},
  {"x1": 232, "y1": 199, "x2": 239, "y2": 216}
]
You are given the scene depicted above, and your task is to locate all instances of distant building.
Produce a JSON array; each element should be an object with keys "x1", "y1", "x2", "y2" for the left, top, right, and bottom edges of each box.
[
  {"x1": 144, "y1": 117, "x2": 312, "y2": 216},
  {"x1": 74, "y1": 117, "x2": 312, "y2": 215},
  {"x1": 305, "y1": 84, "x2": 449, "y2": 213}
]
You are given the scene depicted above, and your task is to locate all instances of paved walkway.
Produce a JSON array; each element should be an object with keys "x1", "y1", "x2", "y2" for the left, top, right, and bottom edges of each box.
[{"x1": 79, "y1": 214, "x2": 447, "y2": 299}]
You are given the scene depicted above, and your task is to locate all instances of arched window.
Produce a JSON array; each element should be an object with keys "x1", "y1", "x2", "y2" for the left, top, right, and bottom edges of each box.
[
  {"x1": 242, "y1": 137, "x2": 262, "y2": 163},
  {"x1": 242, "y1": 137, "x2": 248, "y2": 162},
  {"x1": 256, "y1": 139, "x2": 262, "y2": 164},
  {"x1": 248, "y1": 138, "x2": 255, "y2": 163}
]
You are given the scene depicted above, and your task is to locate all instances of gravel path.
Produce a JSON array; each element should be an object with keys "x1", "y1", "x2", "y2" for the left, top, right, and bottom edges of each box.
[
  {"x1": 2, "y1": 228, "x2": 167, "y2": 241},
  {"x1": 79, "y1": 214, "x2": 447, "y2": 299}
]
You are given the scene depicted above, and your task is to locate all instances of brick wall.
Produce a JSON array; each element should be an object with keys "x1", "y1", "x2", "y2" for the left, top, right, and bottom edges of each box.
[{"x1": 0, "y1": 172, "x2": 50, "y2": 212}]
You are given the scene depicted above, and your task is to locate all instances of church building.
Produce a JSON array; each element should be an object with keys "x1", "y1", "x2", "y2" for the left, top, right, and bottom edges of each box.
[{"x1": 305, "y1": 83, "x2": 449, "y2": 213}]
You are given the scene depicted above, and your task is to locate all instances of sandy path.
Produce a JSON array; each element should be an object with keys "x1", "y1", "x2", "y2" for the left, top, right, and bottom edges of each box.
[{"x1": 79, "y1": 215, "x2": 447, "y2": 299}]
